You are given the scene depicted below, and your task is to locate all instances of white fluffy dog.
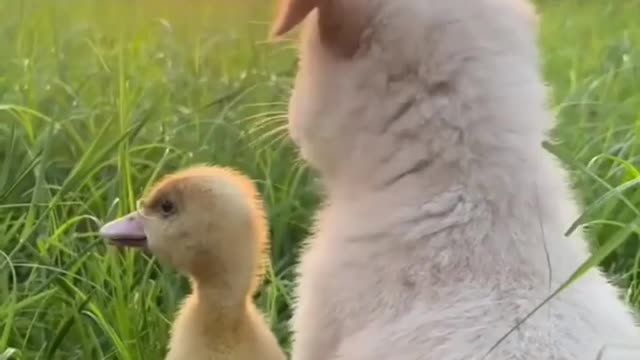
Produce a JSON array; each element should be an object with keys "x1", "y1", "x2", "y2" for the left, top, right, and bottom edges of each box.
[{"x1": 272, "y1": 0, "x2": 640, "y2": 358}]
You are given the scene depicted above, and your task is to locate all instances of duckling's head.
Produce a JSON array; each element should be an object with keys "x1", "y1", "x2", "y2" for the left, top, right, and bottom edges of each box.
[{"x1": 99, "y1": 166, "x2": 268, "y2": 299}]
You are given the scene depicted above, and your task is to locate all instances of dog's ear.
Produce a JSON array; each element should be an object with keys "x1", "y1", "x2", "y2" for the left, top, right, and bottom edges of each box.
[
  {"x1": 272, "y1": 0, "x2": 368, "y2": 58},
  {"x1": 271, "y1": 0, "x2": 319, "y2": 37}
]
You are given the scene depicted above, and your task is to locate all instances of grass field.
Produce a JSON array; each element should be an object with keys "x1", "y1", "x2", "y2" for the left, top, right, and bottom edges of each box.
[{"x1": 0, "y1": 0, "x2": 639, "y2": 359}]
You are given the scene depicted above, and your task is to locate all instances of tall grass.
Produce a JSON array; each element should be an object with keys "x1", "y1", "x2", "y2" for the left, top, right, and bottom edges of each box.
[
  {"x1": 541, "y1": 0, "x2": 640, "y2": 301},
  {"x1": 0, "y1": 0, "x2": 638, "y2": 359}
]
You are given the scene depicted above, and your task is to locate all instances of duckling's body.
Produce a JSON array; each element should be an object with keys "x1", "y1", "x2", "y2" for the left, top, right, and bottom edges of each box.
[
  {"x1": 100, "y1": 166, "x2": 286, "y2": 360},
  {"x1": 167, "y1": 294, "x2": 283, "y2": 360}
]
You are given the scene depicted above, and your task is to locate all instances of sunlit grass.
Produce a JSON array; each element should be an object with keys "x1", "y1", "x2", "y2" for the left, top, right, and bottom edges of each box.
[
  {"x1": 0, "y1": 1, "x2": 307, "y2": 358},
  {"x1": 0, "y1": 0, "x2": 638, "y2": 359},
  {"x1": 540, "y1": 0, "x2": 640, "y2": 300}
]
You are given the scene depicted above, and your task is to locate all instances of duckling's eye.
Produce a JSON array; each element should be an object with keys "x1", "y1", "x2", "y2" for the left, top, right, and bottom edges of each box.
[{"x1": 159, "y1": 199, "x2": 176, "y2": 216}]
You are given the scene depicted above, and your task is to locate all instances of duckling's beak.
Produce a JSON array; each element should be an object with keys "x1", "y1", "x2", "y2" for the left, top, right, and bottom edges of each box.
[{"x1": 99, "y1": 211, "x2": 148, "y2": 248}]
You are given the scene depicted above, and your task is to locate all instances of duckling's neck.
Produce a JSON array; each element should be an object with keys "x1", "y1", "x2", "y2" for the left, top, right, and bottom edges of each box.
[
  {"x1": 181, "y1": 278, "x2": 253, "y2": 333},
  {"x1": 166, "y1": 280, "x2": 254, "y2": 358},
  {"x1": 192, "y1": 276, "x2": 251, "y2": 308},
  {"x1": 186, "y1": 247, "x2": 258, "y2": 305}
]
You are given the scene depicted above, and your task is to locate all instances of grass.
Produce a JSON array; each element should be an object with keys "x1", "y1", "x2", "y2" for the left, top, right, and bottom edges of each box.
[{"x1": 0, "y1": 0, "x2": 638, "y2": 359}]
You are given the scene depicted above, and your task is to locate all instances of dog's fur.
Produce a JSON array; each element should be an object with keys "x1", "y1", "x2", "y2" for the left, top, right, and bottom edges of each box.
[{"x1": 272, "y1": 0, "x2": 640, "y2": 358}]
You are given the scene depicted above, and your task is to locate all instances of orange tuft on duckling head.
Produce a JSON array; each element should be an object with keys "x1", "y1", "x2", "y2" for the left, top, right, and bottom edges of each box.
[{"x1": 100, "y1": 165, "x2": 285, "y2": 360}]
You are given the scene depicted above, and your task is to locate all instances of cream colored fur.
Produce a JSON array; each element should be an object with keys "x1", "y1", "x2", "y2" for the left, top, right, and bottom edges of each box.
[{"x1": 273, "y1": 0, "x2": 640, "y2": 358}]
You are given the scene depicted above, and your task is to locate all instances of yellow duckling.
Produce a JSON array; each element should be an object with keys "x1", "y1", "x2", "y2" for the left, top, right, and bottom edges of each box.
[{"x1": 99, "y1": 166, "x2": 286, "y2": 360}]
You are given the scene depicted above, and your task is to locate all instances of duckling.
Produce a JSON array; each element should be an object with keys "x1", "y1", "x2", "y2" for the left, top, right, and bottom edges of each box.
[{"x1": 99, "y1": 166, "x2": 286, "y2": 360}]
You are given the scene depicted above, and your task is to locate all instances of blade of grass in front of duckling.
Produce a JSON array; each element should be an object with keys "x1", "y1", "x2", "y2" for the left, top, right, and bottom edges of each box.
[
  {"x1": 45, "y1": 288, "x2": 96, "y2": 360},
  {"x1": 63, "y1": 278, "x2": 132, "y2": 360},
  {"x1": 46, "y1": 214, "x2": 102, "y2": 256},
  {"x1": 0, "y1": 105, "x2": 56, "y2": 145},
  {"x1": 17, "y1": 124, "x2": 55, "y2": 259},
  {"x1": 140, "y1": 146, "x2": 174, "y2": 193},
  {"x1": 0, "y1": 147, "x2": 42, "y2": 204},
  {"x1": 0, "y1": 348, "x2": 20, "y2": 360},
  {"x1": 13, "y1": 118, "x2": 148, "y2": 355},
  {"x1": 54, "y1": 110, "x2": 153, "y2": 205},
  {"x1": 115, "y1": 34, "x2": 139, "y2": 344},
  {"x1": 0, "y1": 214, "x2": 26, "y2": 275},
  {"x1": 58, "y1": 275, "x2": 133, "y2": 360},
  {"x1": 0, "y1": 288, "x2": 56, "y2": 320},
  {"x1": 4, "y1": 111, "x2": 124, "y2": 261},
  {"x1": 22, "y1": 237, "x2": 102, "y2": 304},
  {"x1": 0, "y1": 122, "x2": 17, "y2": 193},
  {"x1": 136, "y1": 255, "x2": 167, "y2": 360},
  {"x1": 81, "y1": 307, "x2": 133, "y2": 360},
  {"x1": 116, "y1": 29, "x2": 135, "y2": 213},
  {"x1": 0, "y1": 251, "x2": 17, "y2": 352},
  {"x1": 0, "y1": 238, "x2": 100, "y2": 347}
]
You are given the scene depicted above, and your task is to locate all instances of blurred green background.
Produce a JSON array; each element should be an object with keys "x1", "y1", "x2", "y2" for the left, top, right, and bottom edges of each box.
[{"x1": 0, "y1": 0, "x2": 639, "y2": 359}]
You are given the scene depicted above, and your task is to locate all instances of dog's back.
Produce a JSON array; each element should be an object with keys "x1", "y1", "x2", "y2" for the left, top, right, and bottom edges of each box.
[{"x1": 272, "y1": 0, "x2": 640, "y2": 358}]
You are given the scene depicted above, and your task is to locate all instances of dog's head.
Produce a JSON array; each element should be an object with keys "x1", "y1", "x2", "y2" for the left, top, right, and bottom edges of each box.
[{"x1": 272, "y1": 0, "x2": 543, "y2": 189}]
